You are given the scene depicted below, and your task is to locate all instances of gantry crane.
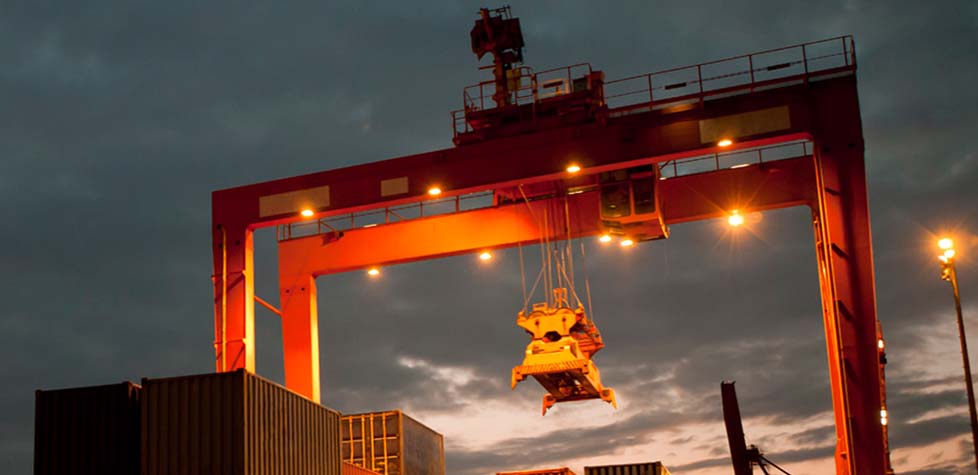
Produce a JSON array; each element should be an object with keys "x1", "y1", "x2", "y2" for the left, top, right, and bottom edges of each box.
[{"x1": 211, "y1": 7, "x2": 891, "y2": 473}]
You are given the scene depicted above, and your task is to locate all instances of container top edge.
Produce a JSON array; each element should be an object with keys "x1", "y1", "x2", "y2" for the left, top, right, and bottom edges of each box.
[
  {"x1": 36, "y1": 380, "x2": 141, "y2": 394},
  {"x1": 498, "y1": 468, "x2": 576, "y2": 475},
  {"x1": 583, "y1": 462, "x2": 663, "y2": 469}
]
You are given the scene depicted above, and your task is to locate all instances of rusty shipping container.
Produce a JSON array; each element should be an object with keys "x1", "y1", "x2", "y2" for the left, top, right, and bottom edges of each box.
[
  {"x1": 341, "y1": 411, "x2": 445, "y2": 475},
  {"x1": 35, "y1": 381, "x2": 141, "y2": 475},
  {"x1": 498, "y1": 468, "x2": 576, "y2": 475},
  {"x1": 141, "y1": 369, "x2": 342, "y2": 475},
  {"x1": 584, "y1": 462, "x2": 671, "y2": 475}
]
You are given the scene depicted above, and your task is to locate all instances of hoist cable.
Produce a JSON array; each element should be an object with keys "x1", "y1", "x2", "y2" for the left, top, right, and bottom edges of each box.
[
  {"x1": 576, "y1": 207, "x2": 595, "y2": 323},
  {"x1": 518, "y1": 185, "x2": 550, "y2": 308},
  {"x1": 518, "y1": 238, "x2": 527, "y2": 313},
  {"x1": 523, "y1": 265, "x2": 546, "y2": 312},
  {"x1": 557, "y1": 258, "x2": 584, "y2": 307},
  {"x1": 563, "y1": 197, "x2": 576, "y2": 307},
  {"x1": 538, "y1": 197, "x2": 551, "y2": 306}
]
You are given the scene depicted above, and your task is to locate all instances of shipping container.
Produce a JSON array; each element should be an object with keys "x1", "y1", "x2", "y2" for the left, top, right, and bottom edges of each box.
[
  {"x1": 498, "y1": 468, "x2": 576, "y2": 475},
  {"x1": 585, "y1": 462, "x2": 671, "y2": 475},
  {"x1": 341, "y1": 411, "x2": 445, "y2": 475},
  {"x1": 344, "y1": 462, "x2": 383, "y2": 475},
  {"x1": 141, "y1": 369, "x2": 342, "y2": 475},
  {"x1": 35, "y1": 381, "x2": 142, "y2": 475}
]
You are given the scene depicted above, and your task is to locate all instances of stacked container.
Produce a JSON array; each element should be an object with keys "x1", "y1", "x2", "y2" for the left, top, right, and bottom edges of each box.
[
  {"x1": 498, "y1": 468, "x2": 577, "y2": 475},
  {"x1": 584, "y1": 462, "x2": 671, "y2": 475},
  {"x1": 34, "y1": 381, "x2": 142, "y2": 475},
  {"x1": 341, "y1": 411, "x2": 445, "y2": 475},
  {"x1": 141, "y1": 370, "x2": 342, "y2": 475}
]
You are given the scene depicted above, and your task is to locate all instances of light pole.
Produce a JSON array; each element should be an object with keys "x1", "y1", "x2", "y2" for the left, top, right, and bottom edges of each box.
[{"x1": 938, "y1": 238, "x2": 978, "y2": 470}]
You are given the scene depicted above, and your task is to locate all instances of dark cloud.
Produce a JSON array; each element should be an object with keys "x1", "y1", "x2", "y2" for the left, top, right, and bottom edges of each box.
[{"x1": 3, "y1": 1, "x2": 978, "y2": 474}]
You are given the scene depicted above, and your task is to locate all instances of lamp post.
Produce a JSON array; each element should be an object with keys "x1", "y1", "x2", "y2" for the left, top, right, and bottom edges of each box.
[{"x1": 938, "y1": 238, "x2": 978, "y2": 470}]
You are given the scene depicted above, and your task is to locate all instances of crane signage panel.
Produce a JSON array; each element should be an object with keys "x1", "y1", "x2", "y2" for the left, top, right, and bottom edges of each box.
[
  {"x1": 698, "y1": 106, "x2": 791, "y2": 144},
  {"x1": 259, "y1": 185, "x2": 331, "y2": 217}
]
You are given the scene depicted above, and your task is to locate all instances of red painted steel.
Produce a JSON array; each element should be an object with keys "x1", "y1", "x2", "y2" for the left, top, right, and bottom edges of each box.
[
  {"x1": 808, "y1": 77, "x2": 886, "y2": 474},
  {"x1": 277, "y1": 156, "x2": 815, "y2": 277},
  {"x1": 212, "y1": 36, "x2": 888, "y2": 473}
]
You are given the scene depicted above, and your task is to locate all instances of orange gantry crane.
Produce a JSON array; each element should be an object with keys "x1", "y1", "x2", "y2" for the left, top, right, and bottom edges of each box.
[{"x1": 211, "y1": 7, "x2": 891, "y2": 474}]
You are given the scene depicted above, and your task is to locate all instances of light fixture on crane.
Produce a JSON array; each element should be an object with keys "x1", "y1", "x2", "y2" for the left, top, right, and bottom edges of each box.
[{"x1": 728, "y1": 210, "x2": 745, "y2": 227}]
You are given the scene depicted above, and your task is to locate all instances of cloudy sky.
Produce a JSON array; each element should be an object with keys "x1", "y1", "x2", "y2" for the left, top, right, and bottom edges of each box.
[{"x1": 3, "y1": 1, "x2": 978, "y2": 474}]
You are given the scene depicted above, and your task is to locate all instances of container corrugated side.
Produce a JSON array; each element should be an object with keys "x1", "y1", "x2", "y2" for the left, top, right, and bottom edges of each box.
[
  {"x1": 34, "y1": 381, "x2": 141, "y2": 475},
  {"x1": 341, "y1": 410, "x2": 445, "y2": 475},
  {"x1": 584, "y1": 462, "x2": 670, "y2": 475},
  {"x1": 141, "y1": 370, "x2": 341, "y2": 475},
  {"x1": 344, "y1": 462, "x2": 383, "y2": 475},
  {"x1": 498, "y1": 468, "x2": 576, "y2": 475},
  {"x1": 400, "y1": 415, "x2": 444, "y2": 475}
]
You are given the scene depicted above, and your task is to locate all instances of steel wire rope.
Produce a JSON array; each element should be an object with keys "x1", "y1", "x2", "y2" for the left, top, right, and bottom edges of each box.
[
  {"x1": 517, "y1": 233, "x2": 527, "y2": 312},
  {"x1": 758, "y1": 456, "x2": 792, "y2": 475},
  {"x1": 563, "y1": 196, "x2": 578, "y2": 307},
  {"x1": 518, "y1": 185, "x2": 553, "y2": 311},
  {"x1": 542, "y1": 207, "x2": 552, "y2": 306},
  {"x1": 568, "y1": 198, "x2": 596, "y2": 323},
  {"x1": 550, "y1": 196, "x2": 572, "y2": 307}
]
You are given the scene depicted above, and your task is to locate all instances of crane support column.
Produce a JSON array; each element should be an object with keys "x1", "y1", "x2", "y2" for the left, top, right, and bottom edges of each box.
[
  {"x1": 280, "y1": 273, "x2": 321, "y2": 403},
  {"x1": 811, "y1": 80, "x2": 887, "y2": 475},
  {"x1": 211, "y1": 222, "x2": 255, "y2": 374}
]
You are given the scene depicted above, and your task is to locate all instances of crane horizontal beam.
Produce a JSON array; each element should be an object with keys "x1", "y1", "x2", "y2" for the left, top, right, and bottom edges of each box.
[
  {"x1": 277, "y1": 156, "x2": 815, "y2": 276},
  {"x1": 212, "y1": 84, "x2": 821, "y2": 230}
]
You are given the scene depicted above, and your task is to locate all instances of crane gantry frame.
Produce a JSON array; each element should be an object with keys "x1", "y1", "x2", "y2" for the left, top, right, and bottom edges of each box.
[{"x1": 211, "y1": 32, "x2": 891, "y2": 474}]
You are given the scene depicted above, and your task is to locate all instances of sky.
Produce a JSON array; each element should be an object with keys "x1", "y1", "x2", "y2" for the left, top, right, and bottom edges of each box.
[{"x1": 2, "y1": 1, "x2": 978, "y2": 474}]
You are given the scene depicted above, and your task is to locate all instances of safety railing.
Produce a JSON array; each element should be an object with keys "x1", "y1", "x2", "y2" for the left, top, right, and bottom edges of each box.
[
  {"x1": 453, "y1": 36, "x2": 855, "y2": 136},
  {"x1": 534, "y1": 63, "x2": 593, "y2": 99},
  {"x1": 453, "y1": 63, "x2": 594, "y2": 136},
  {"x1": 604, "y1": 36, "x2": 855, "y2": 115},
  {"x1": 277, "y1": 191, "x2": 496, "y2": 242},
  {"x1": 461, "y1": 63, "x2": 594, "y2": 112},
  {"x1": 658, "y1": 140, "x2": 813, "y2": 179},
  {"x1": 462, "y1": 66, "x2": 537, "y2": 112}
]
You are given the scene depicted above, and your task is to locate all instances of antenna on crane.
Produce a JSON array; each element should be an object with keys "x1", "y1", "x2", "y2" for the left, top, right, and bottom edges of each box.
[
  {"x1": 722, "y1": 381, "x2": 794, "y2": 475},
  {"x1": 470, "y1": 6, "x2": 525, "y2": 108}
]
